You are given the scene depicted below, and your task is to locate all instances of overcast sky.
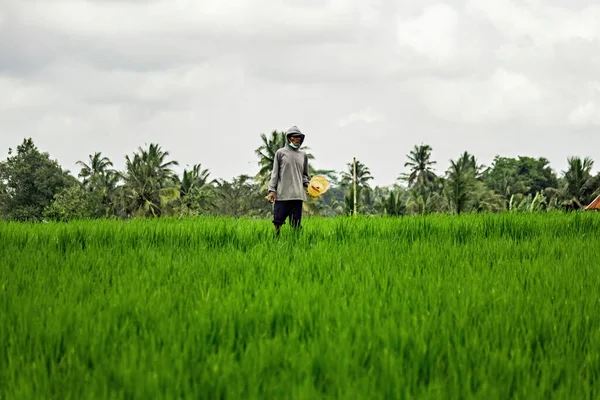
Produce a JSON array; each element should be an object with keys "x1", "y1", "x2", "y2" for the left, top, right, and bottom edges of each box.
[{"x1": 1, "y1": 0, "x2": 599, "y2": 186}]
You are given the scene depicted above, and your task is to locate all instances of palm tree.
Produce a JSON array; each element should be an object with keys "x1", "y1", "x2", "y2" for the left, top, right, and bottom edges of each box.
[
  {"x1": 76, "y1": 152, "x2": 120, "y2": 217},
  {"x1": 94, "y1": 170, "x2": 121, "y2": 217},
  {"x1": 340, "y1": 159, "x2": 374, "y2": 189},
  {"x1": 76, "y1": 152, "x2": 114, "y2": 191},
  {"x1": 176, "y1": 164, "x2": 213, "y2": 197},
  {"x1": 377, "y1": 186, "x2": 407, "y2": 216},
  {"x1": 587, "y1": 174, "x2": 600, "y2": 200},
  {"x1": 399, "y1": 144, "x2": 437, "y2": 187},
  {"x1": 340, "y1": 159, "x2": 374, "y2": 215},
  {"x1": 121, "y1": 143, "x2": 180, "y2": 217},
  {"x1": 255, "y1": 131, "x2": 286, "y2": 188},
  {"x1": 406, "y1": 185, "x2": 448, "y2": 215},
  {"x1": 169, "y1": 164, "x2": 215, "y2": 215},
  {"x1": 445, "y1": 152, "x2": 478, "y2": 214},
  {"x1": 543, "y1": 156, "x2": 596, "y2": 210},
  {"x1": 443, "y1": 152, "x2": 506, "y2": 214},
  {"x1": 563, "y1": 156, "x2": 594, "y2": 205}
]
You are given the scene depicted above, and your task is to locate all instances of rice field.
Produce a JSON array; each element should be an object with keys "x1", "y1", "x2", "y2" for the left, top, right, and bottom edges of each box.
[{"x1": 1, "y1": 212, "x2": 600, "y2": 399}]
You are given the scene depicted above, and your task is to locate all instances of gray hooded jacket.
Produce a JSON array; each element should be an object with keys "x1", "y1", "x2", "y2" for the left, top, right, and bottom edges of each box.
[{"x1": 268, "y1": 126, "x2": 310, "y2": 201}]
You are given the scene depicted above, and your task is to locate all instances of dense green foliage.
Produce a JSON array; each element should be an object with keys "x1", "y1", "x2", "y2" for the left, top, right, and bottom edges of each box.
[
  {"x1": 0, "y1": 136, "x2": 599, "y2": 222},
  {"x1": 0, "y1": 139, "x2": 75, "y2": 221},
  {"x1": 2, "y1": 213, "x2": 600, "y2": 399}
]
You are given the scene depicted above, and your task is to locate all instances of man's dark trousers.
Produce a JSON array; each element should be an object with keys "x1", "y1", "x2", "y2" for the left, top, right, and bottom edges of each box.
[{"x1": 273, "y1": 200, "x2": 303, "y2": 230}]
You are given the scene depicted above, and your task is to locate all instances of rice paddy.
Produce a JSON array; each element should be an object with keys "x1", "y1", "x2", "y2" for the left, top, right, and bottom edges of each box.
[{"x1": 1, "y1": 212, "x2": 600, "y2": 399}]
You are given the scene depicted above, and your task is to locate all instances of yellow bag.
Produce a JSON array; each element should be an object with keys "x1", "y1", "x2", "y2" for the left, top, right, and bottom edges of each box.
[{"x1": 307, "y1": 175, "x2": 329, "y2": 197}]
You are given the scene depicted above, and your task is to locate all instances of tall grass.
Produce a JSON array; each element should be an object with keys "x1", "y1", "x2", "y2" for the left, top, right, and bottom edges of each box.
[{"x1": 1, "y1": 213, "x2": 599, "y2": 399}]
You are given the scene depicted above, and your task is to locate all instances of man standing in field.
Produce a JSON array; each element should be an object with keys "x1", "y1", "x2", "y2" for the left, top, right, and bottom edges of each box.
[{"x1": 266, "y1": 126, "x2": 310, "y2": 236}]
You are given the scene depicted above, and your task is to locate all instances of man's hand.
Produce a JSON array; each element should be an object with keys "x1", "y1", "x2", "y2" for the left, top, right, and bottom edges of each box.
[{"x1": 266, "y1": 191, "x2": 276, "y2": 203}]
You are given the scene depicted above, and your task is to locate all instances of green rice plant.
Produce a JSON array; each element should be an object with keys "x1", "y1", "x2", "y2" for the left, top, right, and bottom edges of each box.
[{"x1": 1, "y1": 212, "x2": 599, "y2": 399}]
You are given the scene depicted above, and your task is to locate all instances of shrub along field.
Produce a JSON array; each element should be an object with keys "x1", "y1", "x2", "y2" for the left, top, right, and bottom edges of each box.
[{"x1": 1, "y1": 213, "x2": 600, "y2": 399}]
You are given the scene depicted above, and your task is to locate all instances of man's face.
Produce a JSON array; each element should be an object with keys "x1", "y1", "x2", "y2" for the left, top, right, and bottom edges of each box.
[{"x1": 289, "y1": 135, "x2": 302, "y2": 147}]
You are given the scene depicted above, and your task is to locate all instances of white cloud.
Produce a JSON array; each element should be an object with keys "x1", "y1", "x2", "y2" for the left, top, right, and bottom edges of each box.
[
  {"x1": 466, "y1": 0, "x2": 600, "y2": 44},
  {"x1": 29, "y1": 58, "x2": 246, "y2": 107},
  {"x1": 568, "y1": 82, "x2": 600, "y2": 126},
  {"x1": 17, "y1": 0, "x2": 354, "y2": 39},
  {"x1": 328, "y1": 0, "x2": 383, "y2": 27},
  {"x1": 338, "y1": 107, "x2": 383, "y2": 127},
  {"x1": 418, "y1": 68, "x2": 544, "y2": 125},
  {"x1": 569, "y1": 102, "x2": 600, "y2": 126},
  {"x1": 2, "y1": 0, "x2": 600, "y2": 186},
  {"x1": 396, "y1": 4, "x2": 459, "y2": 62},
  {"x1": 0, "y1": 76, "x2": 67, "y2": 111}
]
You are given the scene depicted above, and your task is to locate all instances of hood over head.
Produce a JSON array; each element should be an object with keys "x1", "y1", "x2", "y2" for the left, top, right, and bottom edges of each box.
[{"x1": 285, "y1": 126, "x2": 305, "y2": 147}]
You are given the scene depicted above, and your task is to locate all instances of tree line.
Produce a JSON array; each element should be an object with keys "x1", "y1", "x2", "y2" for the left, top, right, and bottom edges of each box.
[{"x1": 0, "y1": 132, "x2": 599, "y2": 222}]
